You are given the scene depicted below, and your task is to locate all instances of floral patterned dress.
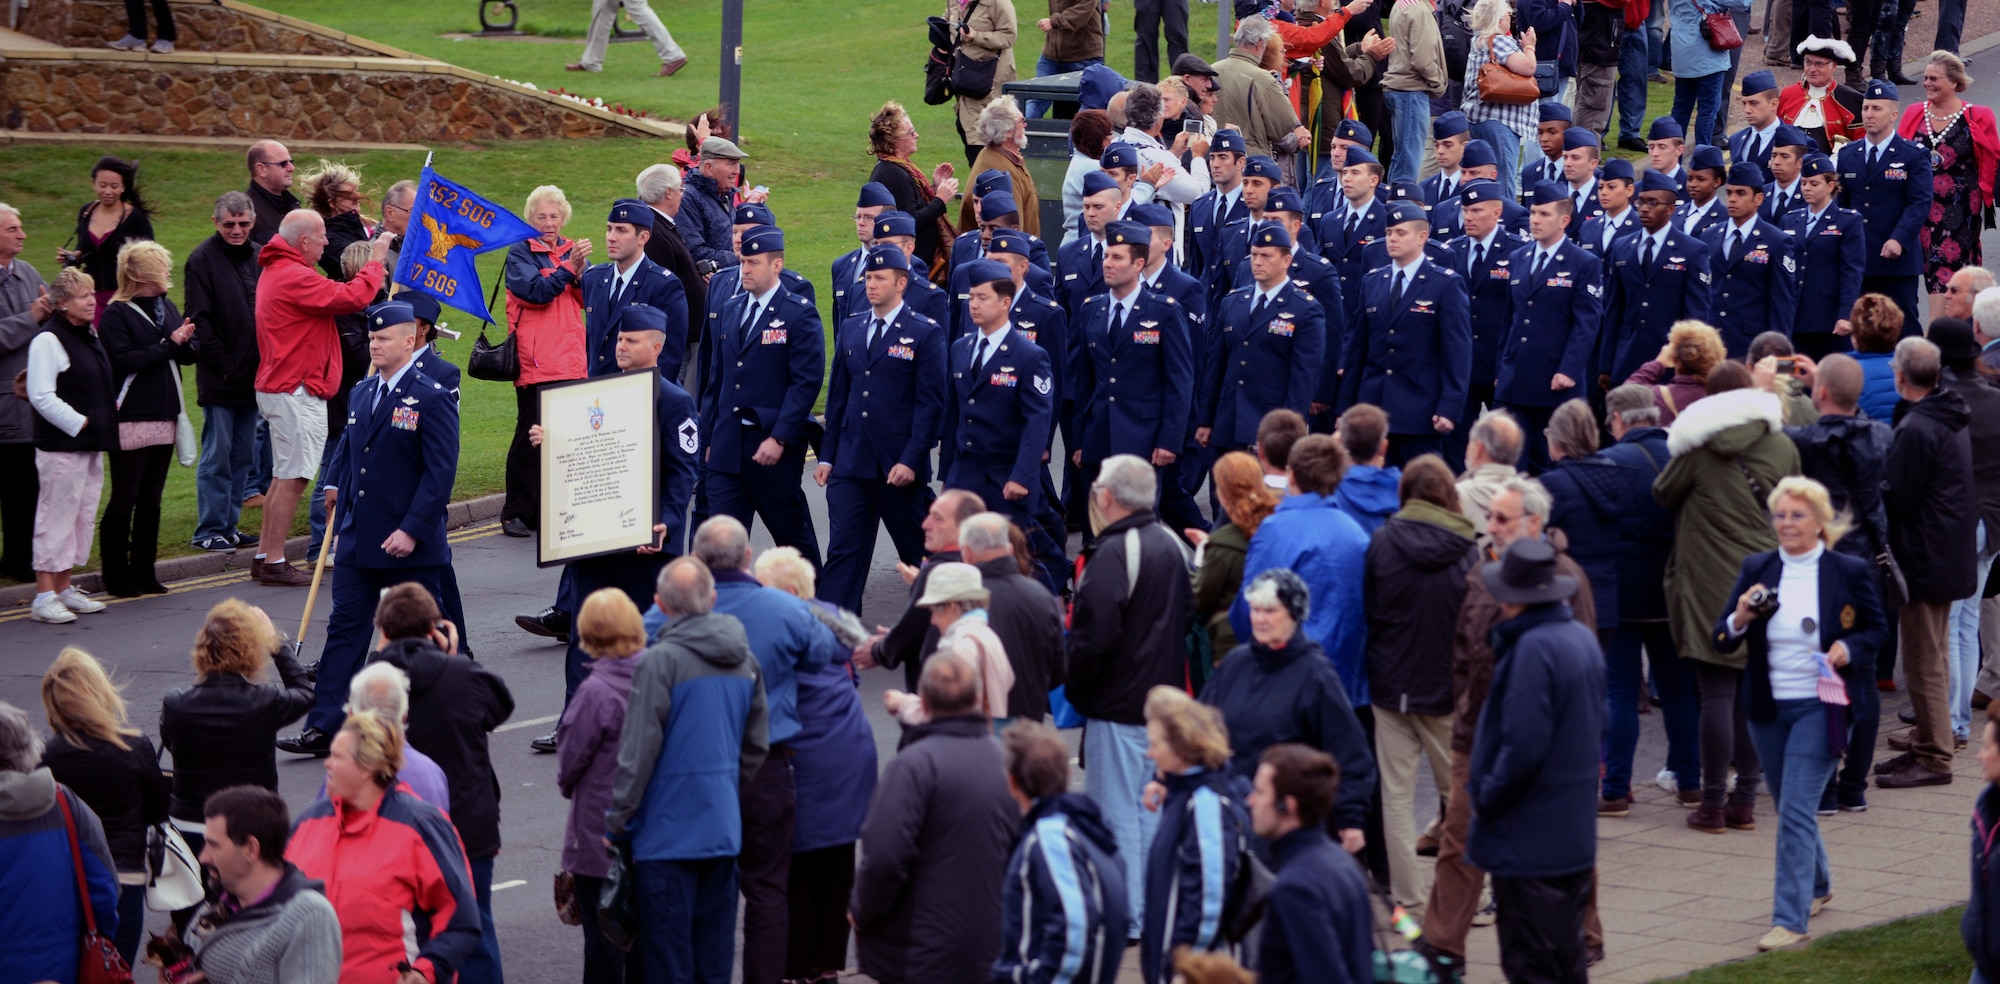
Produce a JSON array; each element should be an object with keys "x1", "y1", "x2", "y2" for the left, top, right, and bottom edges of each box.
[{"x1": 1913, "y1": 110, "x2": 1985, "y2": 293}]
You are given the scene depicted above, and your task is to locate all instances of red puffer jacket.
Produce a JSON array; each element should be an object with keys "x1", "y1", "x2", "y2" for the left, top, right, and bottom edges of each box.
[
  {"x1": 502, "y1": 237, "x2": 587, "y2": 387},
  {"x1": 253, "y1": 234, "x2": 383, "y2": 399}
]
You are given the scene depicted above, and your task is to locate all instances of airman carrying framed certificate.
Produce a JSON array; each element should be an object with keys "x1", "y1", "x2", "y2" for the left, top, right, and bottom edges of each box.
[{"x1": 537, "y1": 368, "x2": 660, "y2": 567}]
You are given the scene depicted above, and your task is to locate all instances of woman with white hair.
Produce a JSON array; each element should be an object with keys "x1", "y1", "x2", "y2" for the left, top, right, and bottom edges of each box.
[
  {"x1": 25, "y1": 266, "x2": 116, "y2": 624},
  {"x1": 948, "y1": 0, "x2": 1020, "y2": 168},
  {"x1": 884, "y1": 562, "x2": 1016, "y2": 726},
  {"x1": 96, "y1": 239, "x2": 195, "y2": 596},
  {"x1": 1461, "y1": 0, "x2": 1540, "y2": 198},
  {"x1": 500, "y1": 185, "x2": 591, "y2": 538},
  {"x1": 0, "y1": 699, "x2": 122, "y2": 984},
  {"x1": 962, "y1": 95, "x2": 1043, "y2": 237}
]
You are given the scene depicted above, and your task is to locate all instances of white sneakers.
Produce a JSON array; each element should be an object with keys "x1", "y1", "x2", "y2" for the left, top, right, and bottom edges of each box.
[
  {"x1": 30, "y1": 588, "x2": 107, "y2": 623},
  {"x1": 1656, "y1": 768, "x2": 1678, "y2": 794},
  {"x1": 59, "y1": 588, "x2": 106, "y2": 613},
  {"x1": 107, "y1": 35, "x2": 146, "y2": 51},
  {"x1": 151, "y1": 40, "x2": 174, "y2": 54}
]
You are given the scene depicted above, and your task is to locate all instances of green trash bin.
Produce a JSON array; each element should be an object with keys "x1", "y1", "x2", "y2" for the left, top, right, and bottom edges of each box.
[{"x1": 1002, "y1": 72, "x2": 1085, "y2": 238}]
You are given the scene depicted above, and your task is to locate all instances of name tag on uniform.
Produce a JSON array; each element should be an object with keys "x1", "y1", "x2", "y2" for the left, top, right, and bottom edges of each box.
[
  {"x1": 761, "y1": 329, "x2": 788, "y2": 345},
  {"x1": 887, "y1": 344, "x2": 915, "y2": 360},
  {"x1": 1133, "y1": 330, "x2": 1161, "y2": 344},
  {"x1": 391, "y1": 407, "x2": 420, "y2": 431},
  {"x1": 990, "y1": 371, "x2": 1018, "y2": 387}
]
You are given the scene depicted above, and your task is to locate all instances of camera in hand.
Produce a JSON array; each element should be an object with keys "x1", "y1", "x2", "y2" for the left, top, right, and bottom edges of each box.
[
  {"x1": 695, "y1": 258, "x2": 720, "y2": 276},
  {"x1": 1747, "y1": 586, "x2": 1780, "y2": 619}
]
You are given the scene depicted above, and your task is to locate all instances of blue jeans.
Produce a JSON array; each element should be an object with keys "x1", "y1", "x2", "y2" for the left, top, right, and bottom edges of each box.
[
  {"x1": 1615, "y1": 28, "x2": 1650, "y2": 140},
  {"x1": 636, "y1": 856, "x2": 738, "y2": 983},
  {"x1": 1605, "y1": 621, "x2": 1701, "y2": 800},
  {"x1": 1745, "y1": 697, "x2": 1840, "y2": 934},
  {"x1": 1027, "y1": 55, "x2": 1105, "y2": 118},
  {"x1": 459, "y1": 856, "x2": 505, "y2": 984},
  {"x1": 1471, "y1": 119, "x2": 1524, "y2": 201},
  {"x1": 1386, "y1": 90, "x2": 1432, "y2": 185},
  {"x1": 246, "y1": 416, "x2": 272, "y2": 502},
  {"x1": 1084, "y1": 718, "x2": 1158, "y2": 933},
  {"x1": 1646, "y1": 0, "x2": 1667, "y2": 71},
  {"x1": 1671, "y1": 72, "x2": 1726, "y2": 148},
  {"x1": 194, "y1": 402, "x2": 258, "y2": 542},
  {"x1": 1949, "y1": 525, "x2": 1995, "y2": 738}
]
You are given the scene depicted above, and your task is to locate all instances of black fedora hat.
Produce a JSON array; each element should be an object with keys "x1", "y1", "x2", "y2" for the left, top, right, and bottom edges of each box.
[{"x1": 1480, "y1": 538, "x2": 1579, "y2": 606}]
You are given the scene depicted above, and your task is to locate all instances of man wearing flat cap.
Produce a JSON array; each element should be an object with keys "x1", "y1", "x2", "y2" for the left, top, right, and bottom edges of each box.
[
  {"x1": 1466, "y1": 537, "x2": 1605, "y2": 983},
  {"x1": 1705, "y1": 162, "x2": 1800, "y2": 358},
  {"x1": 1499, "y1": 182, "x2": 1603, "y2": 473},
  {"x1": 1602, "y1": 170, "x2": 1713, "y2": 384},
  {"x1": 681, "y1": 136, "x2": 748, "y2": 274},
  {"x1": 1339, "y1": 200, "x2": 1472, "y2": 464},
  {"x1": 700, "y1": 224, "x2": 826, "y2": 567},
  {"x1": 1780, "y1": 38, "x2": 1865, "y2": 151},
  {"x1": 1834, "y1": 79, "x2": 1932, "y2": 333},
  {"x1": 581, "y1": 198, "x2": 691, "y2": 383},
  {"x1": 1730, "y1": 71, "x2": 1785, "y2": 186},
  {"x1": 281, "y1": 300, "x2": 460, "y2": 756}
]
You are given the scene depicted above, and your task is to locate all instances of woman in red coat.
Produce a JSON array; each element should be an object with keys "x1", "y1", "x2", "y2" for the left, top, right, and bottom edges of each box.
[
  {"x1": 498, "y1": 186, "x2": 590, "y2": 537},
  {"x1": 1898, "y1": 50, "x2": 2000, "y2": 313}
]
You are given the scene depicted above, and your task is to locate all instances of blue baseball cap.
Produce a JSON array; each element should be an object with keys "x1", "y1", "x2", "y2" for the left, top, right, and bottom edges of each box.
[
  {"x1": 1104, "y1": 220, "x2": 1150, "y2": 248},
  {"x1": 856, "y1": 182, "x2": 896, "y2": 208},
  {"x1": 986, "y1": 229, "x2": 1033, "y2": 257},
  {"x1": 1081, "y1": 170, "x2": 1121, "y2": 198},
  {"x1": 1647, "y1": 116, "x2": 1684, "y2": 141},
  {"x1": 1385, "y1": 201, "x2": 1429, "y2": 226},
  {"x1": 1600, "y1": 158, "x2": 1636, "y2": 183},
  {"x1": 1100, "y1": 143, "x2": 1141, "y2": 170},
  {"x1": 1459, "y1": 179, "x2": 1505, "y2": 205},
  {"x1": 401, "y1": 292, "x2": 440, "y2": 325},
  {"x1": 1334, "y1": 118, "x2": 1373, "y2": 145},
  {"x1": 979, "y1": 191, "x2": 1019, "y2": 219},
  {"x1": 1690, "y1": 144, "x2": 1727, "y2": 172},
  {"x1": 1242, "y1": 156, "x2": 1283, "y2": 182},
  {"x1": 1433, "y1": 111, "x2": 1471, "y2": 140},
  {"x1": 1129, "y1": 202, "x2": 1175, "y2": 228},
  {"x1": 1462, "y1": 139, "x2": 1497, "y2": 169},
  {"x1": 974, "y1": 169, "x2": 1013, "y2": 198},
  {"x1": 874, "y1": 210, "x2": 917, "y2": 239},
  {"x1": 732, "y1": 202, "x2": 775, "y2": 226},
  {"x1": 365, "y1": 301, "x2": 415, "y2": 330},
  {"x1": 1800, "y1": 153, "x2": 1837, "y2": 178},
  {"x1": 1264, "y1": 186, "x2": 1305, "y2": 215},
  {"x1": 607, "y1": 198, "x2": 651, "y2": 226},
  {"x1": 740, "y1": 225, "x2": 784, "y2": 255},
  {"x1": 1209, "y1": 129, "x2": 1247, "y2": 156},
  {"x1": 1343, "y1": 146, "x2": 1380, "y2": 169},
  {"x1": 1741, "y1": 69, "x2": 1778, "y2": 96},
  {"x1": 1864, "y1": 78, "x2": 1899, "y2": 101},
  {"x1": 1251, "y1": 223, "x2": 1294, "y2": 250},
  {"x1": 1637, "y1": 170, "x2": 1681, "y2": 196},
  {"x1": 614, "y1": 303, "x2": 668, "y2": 335},
  {"x1": 1726, "y1": 161, "x2": 1767, "y2": 188},
  {"x1": 1563, "y1": 127, "x2": 1600, "y2": 151},
  {"x1": 960, "y1": 258, "x2": 1012, "y2": 287},
  {"x1": 1539, "y1": 102, "x2": 1574, "y2": 124},
  {"x1": 865, "y1": 244, "x2": 910, "y2": 272}
]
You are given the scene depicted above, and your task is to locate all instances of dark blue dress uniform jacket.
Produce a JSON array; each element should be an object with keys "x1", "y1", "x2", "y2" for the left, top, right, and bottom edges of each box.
[
  {"x1": 1702, "y1": 217, "x2": 1800, "y2": 358},
  {"x1": 1835, "y1": 135, "x2": 1934, "y2": 279},
  {"x1": 1073, "y1": 289, "x2": 1195, "y2": 461},
  {"x1": 1562, "y1": 179, "x2": 1606, "y2": 240},
  {"x1": 1575, "y1": 209, "x2": 1641, "y2": 264},
  {"x1": 941, "y1": 329, "x2": 1056, "y2": 493},
  {"x1": 1600, "y1": 228, "x2": 1713, "y2": 383},
  {"x1": 1447, "y1": 230, "x2": 1533, "y2": 392},
  {"x1": 1760, "y1": 181, "x2": 1805, "y2": 224},
  {"x1": 653, "y1": 374, "x2": 701, "y2": 554},
  {"x1": 946, "y1": 231, "x2": 1054, "y2": 337},
  {"x1": 700, "y1": 287, "x2": 825, "y2": 474},
  {"x1": 1186, "y1": 188, "x2": 1250, "y2": 286},
  {"x1": 1496, "y1": 238, "x2": 1602, "y2": 408},
  {"x1": 326, "y1": 367, "x2": 459, "y2": 569},
  {"x1": 1010, "y1": 288, "x2": 1072, "y2": 412},
  {"x1": 580, "y1": 256, "x2": 689, "y2": 381},
  {"x1": 1200, "y1": 279, "x2": 1327, "y2": 449},
  {"x1": 1228, "y1": 248, "x2": 1345, "y2": 406},
  {"x1": 1428, "y1": 195, "x2": 1530, "y2": 245},
  {"x1": 1337, "y1": 258, "x2": 1474, "y2": 432},
  {"x1": 1674, "y1": 198, "x2": 1732, "y2": 243},
  {"x1": 821, "y1": 304, "x2": 948, "y2": 481},
  {"x1": 1315, "y1": 199, "x2": 1388, "y2": 330},
  {"x1": 1781, "y1": 205, "x2": 1869, "y2": 338}
]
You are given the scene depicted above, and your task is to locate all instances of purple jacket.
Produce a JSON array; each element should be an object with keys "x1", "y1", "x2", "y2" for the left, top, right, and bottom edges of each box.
[
  {"x1": 557, "y1": 652, "x2": 641, "y2": 877},
  {"x1": 792, "y1": 600, "x2": 879, "y2": 853}
]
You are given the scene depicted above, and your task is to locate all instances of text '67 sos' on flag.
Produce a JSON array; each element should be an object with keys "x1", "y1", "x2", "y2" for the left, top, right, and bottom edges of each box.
[{"x1": 394, "y1": 164, "x2": 538, "y2": 323}]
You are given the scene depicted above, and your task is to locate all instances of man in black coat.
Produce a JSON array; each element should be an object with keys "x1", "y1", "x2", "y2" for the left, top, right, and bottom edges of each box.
[
  {"x1": 1931, "y1": 319, "x2": 2000, "y2": 745},
  {"x1": 636, "y1": 164, "x2": 708, "y2": 390},
  {"x1": 860, "y1": 489, "x2": 985, "y2": 691},
  {"x1": 364, "y1": 583, "x2": 515, "y2": 981},
  {"x1": 851, "y1": 654, "x2": 1017, "y2": 984},
  {"x1": 1877, "y1": 336, "x2": 1978, "y2": 789},
  {"x1": 956, "y1": 512, "x2": 1064, "y2": 722},
  {"x1": 243, "y1": 140, "x2": 300, "y2": 244},
  {"x1": 185, "y1": 191, "x2": 264, "y2": 553}
]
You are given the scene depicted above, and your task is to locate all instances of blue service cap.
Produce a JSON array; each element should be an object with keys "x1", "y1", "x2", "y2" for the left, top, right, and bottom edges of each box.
[
  {"x1": 1433, "y1": 110, "x2": 1471, "y2": 139},
  {"x1": 1601, "y1": 158, "x2": 1636, "y2": 183},
  {"x1": 1539, "y1": 102, "x2": 1574, "y2": 124},
  {"x1": 614, "y1": 303, "x2": 668, "y2": 335},
  {"x1": 1726, "y1": 161, "x2": 1767, "y2": 188},
  {"x1": 1864, "y1": 78, "x2": 1899, "y2": 101},
  {"x1": 732, "y1": 202, "x2": 775, "y2": 226},
  {"x1": 1242, "y1": 155, "x2": 1283, "y2": 181},
  {"x1": 1100, "y1": 142, "x2": 1141, "y2": 170},
  {"x1": 980, "y1": 190, "x2": 1020, "y2": 218},
  {"x1": 740, "y1": 225, "x2": 784, "y2": 255},
  {"x1": 1532, "y1": 180, "x2": 1573, "y2": 204},
  {"x1": 865, "y1": 243, "x2": 910, "y2": 272},
  {"x1": 1343, "y1": 146, "x2": 1380, "y2": 169},
  {"x1": 856, "y1": 182, "x2": 896, "y2": 208},
  {"x1": 1264, "y1": 186, "x2": 1306, "y2": 215},
  {"x1": 960, "y1": 257, "x2": 1012, "y2": 287},
  {"x1": 1462, "y1": 139, "x2": 1497, "y2": 169},
  {"x1": 1251, "y1": 223, "x2": 1294, "y2": 250},
  {"x1": 1800, "y1": 153, "x2": 1837, "y2": 178},
  {"x1": 1387, "y1": 180, "x2": 1425, "y2": 203},
  {"x1": 607, "y1": 198, "x2": 651, "y2": 226},
  {"x1": 1129, "y1": 202, "x2": 1175, "y2": 228},
  {"x1": 1081, "y1": 169, "x2": 1121, "y2": 198},
  {"x1": 1741, "y1": 69, "x2": 1779, "y2": 96},
  {"x1": 365, "y1": 301, "x2": 415, "y2": 330},
  {"x1": 1385, "y1": 200, "x2": 1429, "y2": 226},
  {"x1": 1079, "y1": 64, "x2": 1129, "y2": 111},
  {"x1": 1209, "y1": 129, "x2": 1247, "y2": 156},
  {"x1": 1104, "y1": 220, "x2": 1150, "y2": 247},
  {"x1": 873, "y1": 210, "x2": 917, "y2": 239},
  {"x1": 1772, "y1": 123, "x2": 1814, "y2": 148},
  {"x1": 1637, "y1": 169, "x2": 1681, "y2": 196},
  {"x1": 974, "y1": 169, "x2": 1013, "y2": 198},
  {"x1": 1334, "y1": 118, "x2": 1373, "y2": 145},
  {"x1": 1648, "y1": 116, "x2": 1684, "y2": 141},
  {"x1": 401, "y1": 292, "x2": 440, "y2": 325},
  {"x1": 1563, "y1": 126, "x2": 1600, "y2": 151},
  {"x1": 1459, "y1": 179, "x2": 1505, "y2": 204},
  {"x1": 986, "y1": 229, "x2": 1033, "y2": 257},
  {"x1": 1690, "y1": 144, "x2": 1727, "y2": 172}
]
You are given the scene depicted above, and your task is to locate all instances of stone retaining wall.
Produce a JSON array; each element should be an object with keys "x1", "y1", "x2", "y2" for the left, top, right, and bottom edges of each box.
[{"x1": 17, "y1": 0, "x2": 398, "y2": 58}]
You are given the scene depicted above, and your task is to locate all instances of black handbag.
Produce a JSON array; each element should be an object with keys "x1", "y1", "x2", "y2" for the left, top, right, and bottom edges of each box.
[
  {"x1": 1534, "y1": 60, "x2": 1560, "y2": 98},
  {"x1": 465, "y1": 280, "x2": 518, "y2": 382},
  {"x1": 598, "y1": 843, "x2": 639, "y2": 952},
  {"x1": 944, "y1": 1, "x2": 999, "y2": 101}
]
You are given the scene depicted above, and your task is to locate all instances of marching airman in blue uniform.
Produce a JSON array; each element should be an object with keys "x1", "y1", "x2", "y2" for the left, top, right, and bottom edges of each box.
[
  {"x1": 1207, "y1": 155, "x2": 1287, "y2": 316},
  {"x1": 1445, "y1": 180, "x2": 1533, "y2": 471},
  {"x1": 700, "y1": 224, "x2": 825, "y2": 566},
  {"x1": 1645, "y1": 116, "x2": 1690, "y2": 197},
  {"x1": 946, "y1": 190, "x2": 1055, "y2": 337},
  {"x1": 1186, "y1": 129, "x2": 1250, "y2": 292},
  {"x1": 1361, "y1": 182, "x2": 1456, "y2": 272},
  {"x1": 1576, "y1": 158, "x2": 1642, "y2": 263},
  {"x1": 1199, "y1": 222, "x2": 1326, "y2": 456},
  {"x1": 704, "y1": 202, "x2": 817, "y2": 326},
  {"x1": 1316, "y1": 147, "x2": 1389, "y2": 322},
  {"x1": 1073, "y1": 220, "x2": 1204, "y2": 532},
  {"x1": 1055, "y1": 170, "x2": 1120, "y2": 323},
  {"x1": 283, "y1": 301, "x2": 460, "y2": 755},
  {"x1": 1728, "y1": 70, "x2": 1784, "y2": 185},
  {"x1": 1675, "y1": 145, "x2": 1733, "y2": 242},
  {"x1": 1837, "y1": 78, "x2": 1933, "y2": 336},
  {"x1": 581, "y1": 198, "x2": 690, "y2": 382},
  {"x1": 1521, "y1": 103, "x2": 1574, "y2": 206},
  {"x1": 948, "y1": 170, "x2": 1054, "y2": 283},
  {"x1": 1759, "y1": 124, "x2": 1815, "y2": 224},
  {"x1": 1421, "y1": 111, "x2": 1475, "y2": 207},
  {"x1": 396, "y1": 292, "x2": 471, "y2": 651},
  {"x1": 942, "y1": 260, "x2": 1057, "y2": 553},
  {"x1": 989, "y1": 228, "x2": 1076, "y2": 569},
  {"x1": 1304, "y1": 119, "x2": 1372, "y2": 230},
  {"x1": 1233, "y1": 188, "x2": 1345, "y2": 416},
  {"x1": 1339, "y1": 201, "x2": 1473, "y2": 464},
  {"x1": 816, "y1": 245, "x2": 948, "y2": 616},
  {"x1": 1782, "y1": 153, "x2": 1869, "y2": 359},
  {"x1": 1428, "y1": 139, "x2": 1530, "y2": 244},
  {"x1": 1133, "y1": 200, "x2": 1219, "y2": 500},
  {"x1": 1498, "y1": 182, "x2": 1603, "y2": 473},
  {"x1": 831, "y1": 182, "x2": 895, "y2": 329},
  {"x1": 1705, "y1": 162, "x2": 1801, "y2": 358},
  {"x1": 1559, "y1": 128, "x2": 1608, "y2": 240},
  {"x1": 1602, "y1": 170, "x2": 1714, "y2": 385},
  {"x1": 867, "y1": 210, "x2": 952, "y2": 327}
]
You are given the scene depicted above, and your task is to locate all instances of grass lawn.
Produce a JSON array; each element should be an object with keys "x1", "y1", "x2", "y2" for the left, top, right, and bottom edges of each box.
[
  {"x1": 1667, "y1": 906, "x2": 1973, "y2": 983},
  {"x1": 0, "y1": 0, "x2": 1684, "y2": 580}
]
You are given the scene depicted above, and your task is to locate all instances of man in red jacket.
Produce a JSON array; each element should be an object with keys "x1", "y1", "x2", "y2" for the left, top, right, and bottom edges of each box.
[{"x1": 253, "y1": 209, "x2": 387, "y2": 585}]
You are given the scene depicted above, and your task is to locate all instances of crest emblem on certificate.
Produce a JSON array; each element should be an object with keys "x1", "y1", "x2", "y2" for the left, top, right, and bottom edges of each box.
[{"x1": 588, "y1": 399, "x2": 606, "y2": 431}]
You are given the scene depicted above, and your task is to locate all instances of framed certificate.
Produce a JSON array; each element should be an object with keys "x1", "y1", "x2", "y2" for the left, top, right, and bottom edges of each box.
[{"x1": 537, "y1": 368, "x2": 660, "y2": 567}]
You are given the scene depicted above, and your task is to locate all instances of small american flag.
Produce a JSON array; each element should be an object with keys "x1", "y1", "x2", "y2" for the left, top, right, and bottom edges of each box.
[{"x1": 1816, "y1": 654, "x2": 1849, "y2": 706}]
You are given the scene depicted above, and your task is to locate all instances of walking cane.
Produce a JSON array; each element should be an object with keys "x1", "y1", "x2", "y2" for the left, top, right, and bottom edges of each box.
[{"x1": 292, "y1": 500, "x2": 337, "y2": 664}]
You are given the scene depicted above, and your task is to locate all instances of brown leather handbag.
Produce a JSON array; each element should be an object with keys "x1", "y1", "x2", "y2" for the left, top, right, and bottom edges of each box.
[{"x1": 1476, "y1": 36, "x2": 1541, "y2": 105}]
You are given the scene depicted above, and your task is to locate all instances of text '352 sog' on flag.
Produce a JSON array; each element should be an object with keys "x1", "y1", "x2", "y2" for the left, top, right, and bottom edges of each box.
[{"x1": 394, "y1": 165, "x2": 539, "y2": 323}]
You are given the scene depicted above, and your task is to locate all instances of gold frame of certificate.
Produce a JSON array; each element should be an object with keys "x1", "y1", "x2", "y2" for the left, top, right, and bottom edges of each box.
[{"x1": 536, "y1": 368, "x2": 661, "y2": 567}]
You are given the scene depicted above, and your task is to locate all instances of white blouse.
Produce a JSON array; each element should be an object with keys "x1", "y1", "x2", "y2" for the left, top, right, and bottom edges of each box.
[{"x1": 1765, "y1": 544, "x2": 1826, "y2": 700}]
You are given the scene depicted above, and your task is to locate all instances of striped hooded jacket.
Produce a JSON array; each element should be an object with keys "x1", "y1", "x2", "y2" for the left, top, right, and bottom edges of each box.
[
  {"x1": 1140, "y1": 767, "x2": 1253, "y2": 984},
  {"x1": 994, "y1": 793, "x2": 1130, "y2": 984}
]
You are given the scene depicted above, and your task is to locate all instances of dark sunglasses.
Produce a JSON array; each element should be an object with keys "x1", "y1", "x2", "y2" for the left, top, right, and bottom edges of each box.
[{"x1": 258, "y1": 158, "x2": 295, "y2": 169}]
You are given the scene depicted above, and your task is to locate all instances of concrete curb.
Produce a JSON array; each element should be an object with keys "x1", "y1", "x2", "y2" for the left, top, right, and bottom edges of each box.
[{"x1": 0, "y1": 492, "x2": 506, "y2": 608}]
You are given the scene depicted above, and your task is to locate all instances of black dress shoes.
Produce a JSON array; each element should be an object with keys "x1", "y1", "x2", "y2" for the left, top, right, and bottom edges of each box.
[
  {"x1": 530, "y1": 731, "x2": 559, "y2": 753},
  {"x1": 516, "y1": 607, "x2": 572, "y2": 642},
  {"x1": 276, "y1": 727, "x2": 333, "y2": 757}
]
